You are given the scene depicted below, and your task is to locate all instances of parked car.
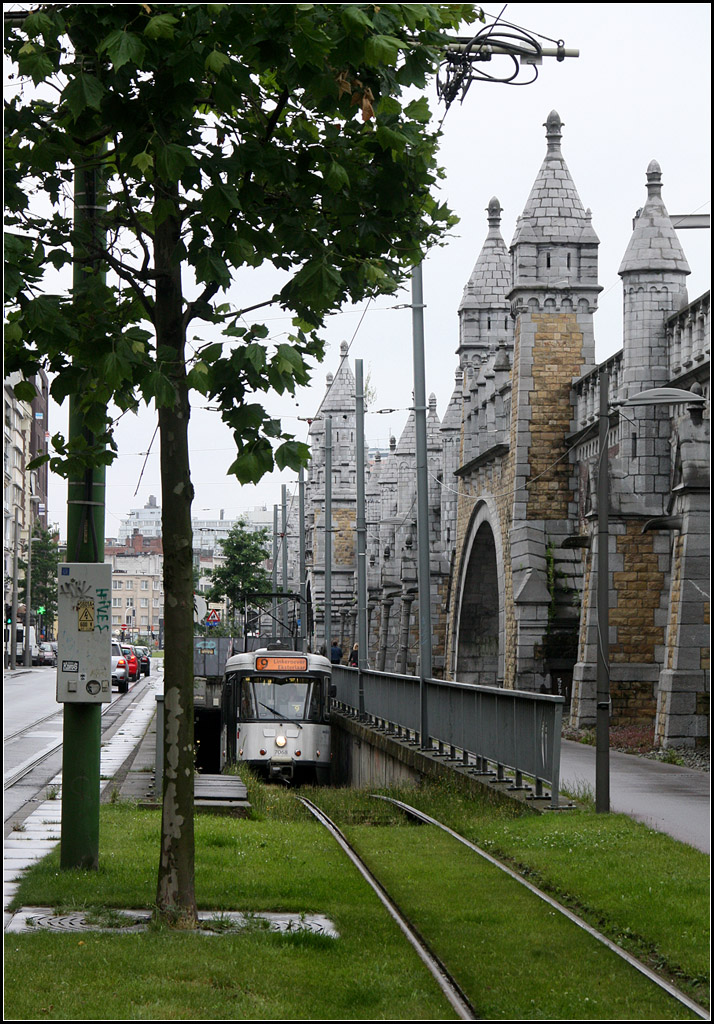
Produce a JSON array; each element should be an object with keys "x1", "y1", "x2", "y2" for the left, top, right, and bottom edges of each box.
[
  {"x1": 35, "y1": 642, "x2": 56, "y2": 667},
  {"x1": 135, "y1": 645, "x2": 151, "y2": 677},
  {"x1": 121, "y1": 644, "x2": 140, "y2": 683},
  {"x1": 112, "y1": 641, "x2": 129, "y2": 693}
]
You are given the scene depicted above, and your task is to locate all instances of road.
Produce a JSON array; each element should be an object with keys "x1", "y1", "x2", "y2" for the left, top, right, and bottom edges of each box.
[{"x1": 3, "y1": 667, "x2": 148, "y2": 828}]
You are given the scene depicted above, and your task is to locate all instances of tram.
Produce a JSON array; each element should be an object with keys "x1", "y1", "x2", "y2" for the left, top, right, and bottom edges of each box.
[{"x1": 220, "y1": 648, "x2": 333, "y2": 784}]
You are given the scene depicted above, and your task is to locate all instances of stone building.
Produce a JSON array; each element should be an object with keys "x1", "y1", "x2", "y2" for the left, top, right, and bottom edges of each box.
[{"x1": 295, "y1": 111, "x2": 709, "y2": 749}]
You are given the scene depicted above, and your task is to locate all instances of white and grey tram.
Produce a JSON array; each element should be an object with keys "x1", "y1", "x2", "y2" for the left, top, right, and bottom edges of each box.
[{"x1": 220, "y1": 649, "x2": 333, "y2": 784}]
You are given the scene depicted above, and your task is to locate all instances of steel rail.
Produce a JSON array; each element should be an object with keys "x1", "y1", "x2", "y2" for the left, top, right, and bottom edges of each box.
[
  {"x1": 4, "y1": 691, "x2": 129, "y2": 791},
  {"x1": 4, "y1": 708, "x2": 63, "y2": 745},
  {"x1": 373, "y1": 795, "x2": 709, "y2": 1021},
  {"x1": 298, "y1": 796, "x2": 478, "y2": 1021}
]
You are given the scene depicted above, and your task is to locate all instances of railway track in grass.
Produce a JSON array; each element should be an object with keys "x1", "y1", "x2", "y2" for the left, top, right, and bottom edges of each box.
[
  {"x1": 298, "y1": 796, "x2": 478, "y2": 1021},
  {"x1": 299, "y1": 794, "x2": 708, "y2": 1021}
]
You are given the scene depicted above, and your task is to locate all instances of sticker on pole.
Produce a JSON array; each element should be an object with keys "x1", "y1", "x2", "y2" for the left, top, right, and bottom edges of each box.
[{"x1": 77, "y1": 600, "x2": 95, "y2": 632}]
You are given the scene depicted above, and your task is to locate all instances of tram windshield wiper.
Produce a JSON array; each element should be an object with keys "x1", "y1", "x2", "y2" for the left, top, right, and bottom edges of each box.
[{"x1": 258, "y1": 702, "x2": 303, "y2": 728}]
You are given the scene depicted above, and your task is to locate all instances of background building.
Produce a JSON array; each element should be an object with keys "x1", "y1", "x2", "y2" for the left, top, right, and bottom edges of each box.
[{"x1": 292, "y1": 112, "x2": 709, "y2": 749}]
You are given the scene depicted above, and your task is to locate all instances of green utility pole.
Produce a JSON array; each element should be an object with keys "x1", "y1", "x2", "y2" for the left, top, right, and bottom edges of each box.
[{"x1": 60, "y1": 160, "x2": 106, "y2": 871}]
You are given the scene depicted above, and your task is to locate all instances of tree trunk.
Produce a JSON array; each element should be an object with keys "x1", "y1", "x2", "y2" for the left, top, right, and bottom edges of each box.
[{"x1": 154, "y1": 194, "x2": 198, "y2": 927}]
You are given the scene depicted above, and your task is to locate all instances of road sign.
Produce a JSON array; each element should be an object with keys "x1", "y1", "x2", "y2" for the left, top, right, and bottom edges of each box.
[{"x1": 205, "y1": 609, "x2": 221, "y2": 625}]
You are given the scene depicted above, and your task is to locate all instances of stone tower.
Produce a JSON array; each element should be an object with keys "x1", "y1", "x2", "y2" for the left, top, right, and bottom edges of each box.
[
  {"x1": 305, "y1": 341, "x2": 357, "y2": 649},
  {"x1": 504, "y1": 110, "x2": 600, "y2": 690}
]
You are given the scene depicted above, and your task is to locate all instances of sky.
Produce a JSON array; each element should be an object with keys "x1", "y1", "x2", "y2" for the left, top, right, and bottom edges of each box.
[{"x1": 39, "y1": 3, "x2": 711, "y2": 540}]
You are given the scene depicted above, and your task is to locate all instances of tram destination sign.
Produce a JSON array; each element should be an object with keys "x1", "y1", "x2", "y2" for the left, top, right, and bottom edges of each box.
[{"x1": 256, "y1": 656, "x2": 308, "y2": 673}]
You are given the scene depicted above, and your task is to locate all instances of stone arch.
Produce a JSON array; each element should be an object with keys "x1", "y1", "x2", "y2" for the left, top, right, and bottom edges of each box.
[{"x1": 453, "y1": 500, "x2": 505, "y2": 686}]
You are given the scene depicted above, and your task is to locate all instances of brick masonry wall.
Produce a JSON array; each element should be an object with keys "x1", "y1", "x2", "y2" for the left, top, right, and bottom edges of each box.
[
  {"x1": 333, "y1": 508, "x2": 356, "y2": 567},
  {"x1": 610, "y1": 521, "x2": 667, "y2": 724},
  {"x1": 527, "y1": 313, "x2": 584, "y2": 521}
]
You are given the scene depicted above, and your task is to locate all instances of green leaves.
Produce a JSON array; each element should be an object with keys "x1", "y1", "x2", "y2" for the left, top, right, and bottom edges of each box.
[
  {"x1": 98, "y1": 29, "x2": 146, "y2": 70},
  {"x1": 13, "y1": 380, "x2": 37, "y2": 403},
  {"x1": 364, "y1": 33, "x2": 405, "y2": 66},
  {"x1": 5, "y1": 1, "x2": 477, "y2": 489},
  {"x1": 144, "y1": 13, "x2": 179, "y2": 41},
  {"x1": 62, "y1": 74, "x2": 107, "y2": 121}
]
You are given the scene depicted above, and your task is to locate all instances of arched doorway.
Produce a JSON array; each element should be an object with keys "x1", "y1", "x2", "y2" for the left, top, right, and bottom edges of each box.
[{"x1": 455, "y1": 517, "x2": 501, "y2": 686}]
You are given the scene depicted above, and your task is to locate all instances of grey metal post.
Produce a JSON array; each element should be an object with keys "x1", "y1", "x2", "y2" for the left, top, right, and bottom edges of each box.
[
  {"x1": 298, "y1": 468, "x2": 306, "y2": 652},
  {"x1": 412, "y1": 263, "x2": 432, "y2": 746},
  {"x1": 324, "y1": 417, "x2": 332, "y2": 655},
  {"x1": 281, "y1": 484, "x2": 289, "y2": 641},
  {"x1": 272, "y1": 505, "x2": 278, "y2": 640},
  {"x1": 355, "y1": 360, "x2": 368, "y2": 714},
  {"x1": 155, "y1": 693, "x2": 164, "y2": 789},
  {"x1": 10, "y1": 508, "x2": 19, "y2": 670},
  {"x1": 24, "y1": 519, "x2": 33, "y2": 666},
  {"x1": 596, "y1": 368, "x2": 610, "y2": 813}
]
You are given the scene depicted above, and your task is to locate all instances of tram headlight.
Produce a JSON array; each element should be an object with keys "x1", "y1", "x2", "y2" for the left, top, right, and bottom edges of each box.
[{"x1": 276, "y1": 735, "x2": 287, "y2": 748}]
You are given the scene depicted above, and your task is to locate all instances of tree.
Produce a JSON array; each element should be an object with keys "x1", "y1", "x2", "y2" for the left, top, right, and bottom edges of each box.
[
  {"x1": 205, "y1": 518, "x2": 272, "y2": 611},
  {"x1": 4, "y1": 3, "x2": 481, "y2": 925},
  {"x1": 19, "y1": 524, "x2": 61, "y2": 635}
]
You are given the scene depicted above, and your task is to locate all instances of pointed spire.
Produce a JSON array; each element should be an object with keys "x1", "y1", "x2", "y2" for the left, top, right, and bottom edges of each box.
[
  {"x1": 619, "y1": 161, "x2": 690, "y2": 275},
  {"x1": 321, "y1": 340, "x2": 355, "y2": 413},
  {"x1": 440, "y1": 368, "x2": 464, "y2": 434},
  {"x1": 459, "y1": 196, "x2": 511, "y2": 312},
  {"x1": 512, "y1": 111, "x2": 596, "y2": 246}
]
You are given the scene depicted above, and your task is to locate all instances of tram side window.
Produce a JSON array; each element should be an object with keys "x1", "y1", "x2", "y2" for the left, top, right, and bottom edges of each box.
[
  {"x1": 238, "y1": 678, "x2": 257, "y2": 719},
  {"x1": 308, "y1": 683, "x2": 321, "y2": 721}
]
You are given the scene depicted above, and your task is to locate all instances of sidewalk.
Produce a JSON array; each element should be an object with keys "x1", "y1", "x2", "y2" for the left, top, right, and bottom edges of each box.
[
  {"x1": 3, "y1": 680, "x2": 160, "y2": 930},
  {"x1": 560, "y1": 739, "x2": 710, "y2": 853}
]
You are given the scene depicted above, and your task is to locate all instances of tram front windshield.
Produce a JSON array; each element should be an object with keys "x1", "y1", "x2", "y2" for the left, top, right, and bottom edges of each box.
[{"x1": 239, "y1": 676, "x2": 320, "y2": 722}]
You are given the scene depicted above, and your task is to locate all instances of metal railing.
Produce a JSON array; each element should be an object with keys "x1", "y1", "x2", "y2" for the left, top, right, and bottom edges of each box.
[{"x1": 332, "y1": 666, "x2": 564, "y2": 808}]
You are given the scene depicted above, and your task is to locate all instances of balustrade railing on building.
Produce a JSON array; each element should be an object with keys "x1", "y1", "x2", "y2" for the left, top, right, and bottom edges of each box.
[{"x1": 332, "y1": 665, "x2": 564, "y2": 808}]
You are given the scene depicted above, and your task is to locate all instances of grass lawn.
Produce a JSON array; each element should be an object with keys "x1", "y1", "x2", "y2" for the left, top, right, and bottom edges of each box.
[
  {"x1": 4, "y1": 803, "x2": 455, "y2": 1021},
  {"x1": 4, "y1": 775, "x2": 709, "y2": 1020}
]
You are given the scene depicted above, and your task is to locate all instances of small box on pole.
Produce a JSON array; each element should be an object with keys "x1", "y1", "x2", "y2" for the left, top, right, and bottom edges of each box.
[{"x1": 57, "y1": 563, "x2": 112, "y2": 703}]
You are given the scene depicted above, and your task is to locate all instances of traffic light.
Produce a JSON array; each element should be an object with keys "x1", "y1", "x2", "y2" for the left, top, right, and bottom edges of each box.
[{"x1": 37, "y1": 605, "x2": 46, "y2": 616}]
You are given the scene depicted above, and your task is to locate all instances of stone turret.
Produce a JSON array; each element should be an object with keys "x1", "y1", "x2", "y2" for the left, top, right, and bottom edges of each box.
[
  {"x1": 616, "y1": 162, "x2": 692, "y2": 515},
  {"x1": 458, "y1": 197, "x2": 512, "y2": 370}
]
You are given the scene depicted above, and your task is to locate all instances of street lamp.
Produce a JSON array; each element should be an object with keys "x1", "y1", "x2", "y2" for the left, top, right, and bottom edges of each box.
[{"x1": 595, "y1": 371, "x2": 706, "y2": 813}]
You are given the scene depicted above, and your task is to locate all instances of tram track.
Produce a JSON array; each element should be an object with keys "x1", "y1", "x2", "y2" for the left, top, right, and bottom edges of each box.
[
  {"x1": 3, "y1": 678, "x2": 153, "y2": 797},
  {"x1": 300, "y1": 793, "x2": 708, "y2": 1022},
  {"x1": 298, "y1": 795, "x2": 479, "y2": 1020}
]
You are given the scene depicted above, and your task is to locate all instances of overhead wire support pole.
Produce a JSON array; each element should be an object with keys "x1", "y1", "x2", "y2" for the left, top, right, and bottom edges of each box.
[
  {"x1": 272, "y1": 505, "x2": 278, "y2": 640},
  {"x1": 596, "y1": 369, "x2": 610, "y2": 813},
  {"x1": 411, "y1": 264, "x2": 433, "y2": 749},
  {"x1": 324, "y1": 417, "x2": 332, "y2": 657},
  {"x1": 60, "y1": 122, "x2": 107, "y2": 872},
  {"x1": 298, "y1": 468, "x2": 306, "y2": 653},
  {"x1": 355, "y1": 360, "x2": 368, "y2": 715},
  {"x1": 281, "y1": 485, "x2": 289, "y2": 642}
]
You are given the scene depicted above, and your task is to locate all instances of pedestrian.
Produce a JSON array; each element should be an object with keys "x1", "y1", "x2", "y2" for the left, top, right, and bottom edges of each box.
[
  {"x1": 330, "y1": 638, "x2": 343, "y2": 664},
  {"x1": 348, "y1": 642, "x2": 358, "y2": 666}
]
